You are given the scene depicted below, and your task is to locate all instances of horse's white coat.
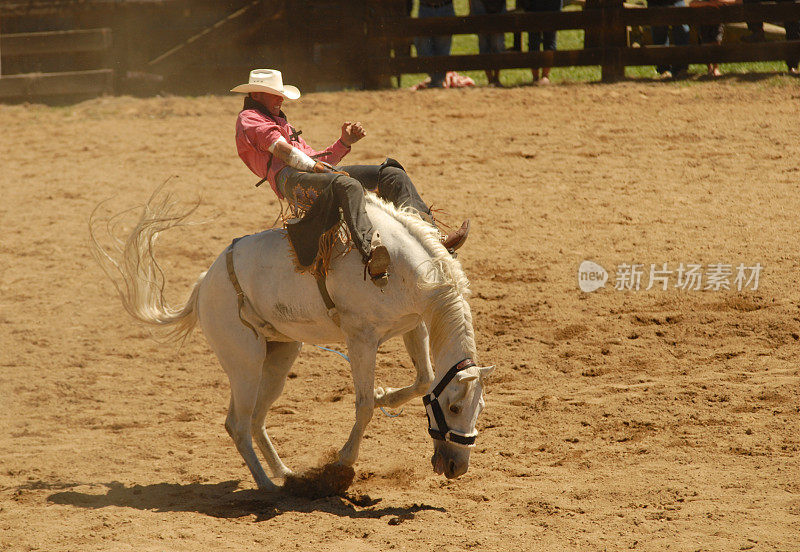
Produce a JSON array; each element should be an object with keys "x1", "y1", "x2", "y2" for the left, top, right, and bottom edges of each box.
[{"x1": 91, "y1": 191, "x2": 492, "y2": 489}]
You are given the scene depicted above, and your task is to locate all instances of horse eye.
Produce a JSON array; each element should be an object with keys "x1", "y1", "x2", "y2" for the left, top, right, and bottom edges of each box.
[{"x1": 449, "y1": 404, "x2": 462, "y2": 414}]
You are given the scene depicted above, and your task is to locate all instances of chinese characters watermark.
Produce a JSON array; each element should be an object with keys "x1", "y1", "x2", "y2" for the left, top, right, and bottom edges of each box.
[{"x1": 578, "y1": 261, "x2": 762, "y2": 293}]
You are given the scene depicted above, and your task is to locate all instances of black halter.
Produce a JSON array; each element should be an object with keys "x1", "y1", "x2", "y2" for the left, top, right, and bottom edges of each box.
[{"x1": 423, "y1": 358, "x2": 478, "y2": 447}]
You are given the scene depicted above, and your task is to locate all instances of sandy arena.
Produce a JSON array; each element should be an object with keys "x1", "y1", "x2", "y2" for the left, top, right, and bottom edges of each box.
[{"x1": 1, "y1": 81, "x2": 799, "y2": 551}]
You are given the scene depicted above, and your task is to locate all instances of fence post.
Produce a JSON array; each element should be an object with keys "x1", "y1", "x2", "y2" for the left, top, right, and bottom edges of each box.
[
  {"x1": 363, "y1": 0, "x2": 398, "y2": 89},
  {"x1": 600, "y1": 0, "x2": 626, "y2": 82},
  {"x1": 584, "y1": 0, "x2": 602, "y2": 49}
]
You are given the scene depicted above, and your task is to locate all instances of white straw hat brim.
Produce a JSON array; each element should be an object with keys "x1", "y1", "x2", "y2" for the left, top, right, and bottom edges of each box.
[{"x1": 230, "y1": 83, "x2": 300, "y2": 99}]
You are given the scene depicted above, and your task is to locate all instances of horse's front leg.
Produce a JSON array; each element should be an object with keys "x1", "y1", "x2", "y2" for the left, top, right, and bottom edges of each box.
[
  {"x1": 374, "y1": 322, "x2": 434, "y2": 409},
  {"x1": 337, "y1": 336, "x2": 378, "y2": 467}
]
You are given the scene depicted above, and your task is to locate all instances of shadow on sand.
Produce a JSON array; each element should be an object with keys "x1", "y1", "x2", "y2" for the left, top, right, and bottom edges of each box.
[{"x1": 46, "y1": 480, "x2": 444, "y2": 522}]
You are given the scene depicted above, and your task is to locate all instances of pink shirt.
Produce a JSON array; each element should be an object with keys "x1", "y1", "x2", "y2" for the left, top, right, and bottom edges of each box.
[{"x1": 235, "y1": 108, "x2": 351, "y2": 198}]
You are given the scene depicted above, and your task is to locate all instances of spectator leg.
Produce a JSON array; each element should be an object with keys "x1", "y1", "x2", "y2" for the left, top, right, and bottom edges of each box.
[
  {"x1": 670, "y1": 21, "x2": 690, "y2": 74},
  {"x1": 785, "y1": 20, "x2": 800, "y2": 70},
  {"x1": 414, "y1": 35, "x2": 435, "y2": 83},
  {"x1": 429, "y1": 33, "x2": 452, "y2": 87},
  {"x1": 651, "y1": 25, "x2": 670, "y2": 74},
  {"x1": 415, "y1": 3, "x2": 455, "y2": 88},
  {"x1": 542, "y1": 29, "x2": 557, "y2": 80},
  {"x1": 743, "y1": 0, "x2": 765, "y2": 38},
  {"x1": 529, "y1": 31, "x2": 543, "y2": 79}
]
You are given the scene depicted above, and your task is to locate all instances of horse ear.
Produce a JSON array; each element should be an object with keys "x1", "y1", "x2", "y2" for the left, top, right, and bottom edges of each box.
[
  {"x1": 479, "y1": 365, "x2": 495, "y2": 379},
  {"x1": 449, "y1": 374, "x2": 475, "y2": 404},
  {"x1": 456, "y1": 372, "x2": 478, "y2": 384}
]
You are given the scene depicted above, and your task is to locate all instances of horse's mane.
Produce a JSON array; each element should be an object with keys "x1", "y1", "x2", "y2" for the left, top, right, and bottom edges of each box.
[
  {"x1": 365, "y1": 194, "x2": 476, "y2": 360},
  {"x1": 364, "y1": 194, "x2": 470, "y2": 296}
]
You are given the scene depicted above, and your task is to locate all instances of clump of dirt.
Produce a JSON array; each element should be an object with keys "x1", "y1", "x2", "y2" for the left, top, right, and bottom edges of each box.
[
  {"x1": 554, "y1": 324, "x2": 588, "y2": 341},
  {"x1": 710, "y1": 295, "x2": 765, "y2": 312},
  {"x1": 344, "y1": 492, "x2": 381, "y2": 507},
  {"x1": 282, "y1": 452, "x2": 355, "y2": 499},
  {"x1": 382, "y1": 466, "x2": 415, "y2": 488}
]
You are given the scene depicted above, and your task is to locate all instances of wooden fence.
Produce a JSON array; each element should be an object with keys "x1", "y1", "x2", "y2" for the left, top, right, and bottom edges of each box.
[
  {"x1": 0, "y1": 0, "x2": 384, "y2": 97},
  {"x1": 0, "y1": 28, "x2": 113, "y2": 100},
  {"x1": 368, "y1": 1, "x2": 800, "y2": 82},
  {"x1": 1, "y1": 0, "x2": 798, "y2": 100}
]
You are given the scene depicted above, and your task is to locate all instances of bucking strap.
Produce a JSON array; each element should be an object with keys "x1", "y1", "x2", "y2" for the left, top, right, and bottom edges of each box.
[
  {"x1": 314, "y1": 269, "x2": 341, "y2": 326},
  {"x1": 315, "y1": 272, "x2": 336, "y2": 311},
  {"x1": 225, "y1": 238, "x2": 259, "y2": 338}
]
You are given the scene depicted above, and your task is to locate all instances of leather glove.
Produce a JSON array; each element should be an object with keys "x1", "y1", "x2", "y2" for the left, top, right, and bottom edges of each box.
[{"x1": 313, "y1": 161, "x2": 349, "y2": 177}]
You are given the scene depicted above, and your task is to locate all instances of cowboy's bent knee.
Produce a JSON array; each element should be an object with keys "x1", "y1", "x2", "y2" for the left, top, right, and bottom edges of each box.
[
  {"x1": 379, "y1": 166, "x2": 410, "y2": 188},
  {"x1": 332, "y1": 176, "x2": 365, "y2": 198}
]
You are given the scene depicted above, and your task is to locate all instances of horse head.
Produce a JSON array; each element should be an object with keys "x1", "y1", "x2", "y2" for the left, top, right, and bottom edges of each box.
[{"x1": 425, "y1": 362, "x2": 495, "y2": 479}]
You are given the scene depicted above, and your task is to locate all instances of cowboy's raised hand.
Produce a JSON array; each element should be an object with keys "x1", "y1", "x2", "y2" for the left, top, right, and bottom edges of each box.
[{"x1": 341, "y1": 122, "x2": 366, "y2": 146}]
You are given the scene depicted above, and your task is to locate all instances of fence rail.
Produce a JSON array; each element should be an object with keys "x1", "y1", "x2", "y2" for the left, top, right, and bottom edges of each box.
[
  {"x1": 0, "y1": 28, "x2": 114, "y2": 99},
  {"x1": 372, "y1": 11, "x2": 599, "y2": 36},
  {"x1": 0, "y1": 1, "x2": 797, "y2": 98},
  {"x1": 369, "y1": 1, "x2": 800, "y2": 82},
  {"x1": 0, "y1": 68, "x2": 113, "y2": 97},
  {"x1": 0, "y1": 28, "x2": 112, "y2": 56}
]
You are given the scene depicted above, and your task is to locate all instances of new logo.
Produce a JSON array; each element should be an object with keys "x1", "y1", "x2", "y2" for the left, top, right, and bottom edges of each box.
[{"x1": 578, "y1": 260, "x2": 608, "y2": 292}]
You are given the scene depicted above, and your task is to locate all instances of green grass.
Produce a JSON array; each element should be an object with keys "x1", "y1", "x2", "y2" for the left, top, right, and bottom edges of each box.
[{"x1": 397, "y1": 0, "x2": 790, "y2": 87}]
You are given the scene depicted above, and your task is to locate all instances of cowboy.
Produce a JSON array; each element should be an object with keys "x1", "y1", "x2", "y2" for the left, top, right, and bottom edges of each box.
[{"x1": 232, "y1": 69, "x2": 469, "y2": 287}]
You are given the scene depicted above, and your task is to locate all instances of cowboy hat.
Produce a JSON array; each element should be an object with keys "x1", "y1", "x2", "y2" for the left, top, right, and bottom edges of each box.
[{"x1": 230, "y1": 69, "x2": 301, "y2": 99}]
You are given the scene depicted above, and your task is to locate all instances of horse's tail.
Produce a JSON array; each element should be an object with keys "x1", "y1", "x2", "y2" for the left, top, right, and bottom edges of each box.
[{"x1": 89, "y1": 188, "x2": 204, "y2": 344}]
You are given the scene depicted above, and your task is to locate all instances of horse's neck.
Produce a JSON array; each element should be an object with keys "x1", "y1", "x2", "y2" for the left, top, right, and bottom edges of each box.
[
  {"x1": 365, "y1": 198, "x2": 476, "y2": 370},
  {"x1": 425, "y1": 288, "x2": 477, "y2": 372}
]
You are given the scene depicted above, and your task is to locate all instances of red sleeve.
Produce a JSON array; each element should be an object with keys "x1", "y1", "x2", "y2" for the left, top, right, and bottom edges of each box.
[
  {"x1": 320, "y1": 139, "x2": 352, "y2": 166},
  {"x1": 239, "y1": 110, "x2": 283, "y2": 153}
]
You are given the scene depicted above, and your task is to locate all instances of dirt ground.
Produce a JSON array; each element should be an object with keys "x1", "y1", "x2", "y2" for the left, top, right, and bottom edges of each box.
[{"x1": 1, "y1": 79, "x2": 799, "y2": 552}]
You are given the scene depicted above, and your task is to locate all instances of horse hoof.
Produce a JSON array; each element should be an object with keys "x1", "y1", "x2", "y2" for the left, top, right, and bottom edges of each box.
[{"x1": 256, "y1": 478, "x2": 280, "y2": 492}]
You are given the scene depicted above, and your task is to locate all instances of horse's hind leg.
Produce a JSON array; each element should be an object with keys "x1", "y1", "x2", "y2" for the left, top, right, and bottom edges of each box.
[
  {"x1": 251, "y1": 340, "x2": 302, "y2": 481},
  {"x1": 198, "y1": 260, "x2": 276, "y2": 490},
  {"x1": 374, "y1": 322, "x2": 434, "y2": 409},
  {"x1": 223, "y1": 351, "x2": 277, "y2": 491}
]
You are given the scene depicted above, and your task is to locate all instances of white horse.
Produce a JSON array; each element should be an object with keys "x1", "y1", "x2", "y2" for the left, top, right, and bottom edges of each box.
[{"x1": 90, "y1": 189, "x2": 493, "y2": 490}]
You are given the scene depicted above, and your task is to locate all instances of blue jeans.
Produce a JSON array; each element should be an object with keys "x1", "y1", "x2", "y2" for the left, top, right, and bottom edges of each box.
[
  {"x1": 649, "y1": 0, "x2": 690, "y2": 73},
  {"x1": 414, "y1": 3, "x2": 455, "y2": 87},
  {"x1": 525, "y1": 0, "x2": 562, "y2": 53},
  {"x1": 470, "y1": 0, "x2": 506, "y2": 55}
]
